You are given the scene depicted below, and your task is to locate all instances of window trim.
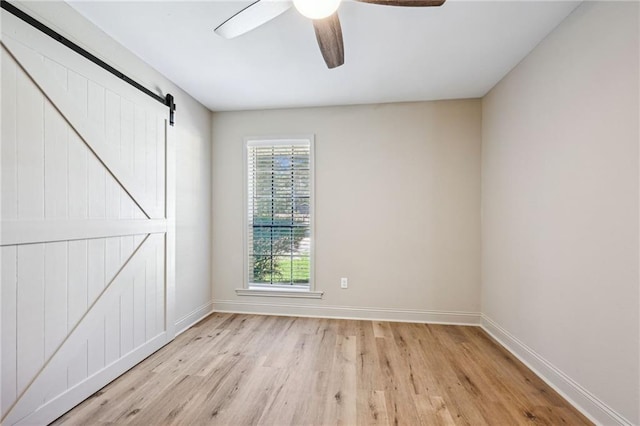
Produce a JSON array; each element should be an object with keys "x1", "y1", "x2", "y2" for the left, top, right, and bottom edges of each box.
[{"x1": 238, "y1": 135, "x2": 322, "y2": 299}]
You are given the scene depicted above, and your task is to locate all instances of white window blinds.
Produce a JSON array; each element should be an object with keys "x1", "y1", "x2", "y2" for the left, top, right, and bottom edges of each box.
[{"x1": 246, "y1": 139, "x2": 312, "y2": 286}]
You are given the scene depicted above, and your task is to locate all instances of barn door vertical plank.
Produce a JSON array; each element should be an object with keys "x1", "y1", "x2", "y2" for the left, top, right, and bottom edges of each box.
[
  {"x1": 2, "y1": 48, "x2": 18, "y2": 221},
  {"x1": 156, "y1": 240, "x2": 166, "y2": 334},
  {"x1": 87, "y1": 81, "x2": 105, "y2": 137},
  {"x1": 44, "y1": 241, "x2": 68, "y2": 358},
  {"x1": 44, "y1": 241, "x2": 69, "y2": 399},
  {"x1": 119, "y1": 114, "x2": 135, "y2": 218},
  {"x1": 133, "y1": 106, "x2": 147, "y2": 196},
  {"x1": 104, "y1": 236, "x2": 122, "y2": 365},
  {"x1": 44, "y1": 102, "x2": 69, "y2": 220},
  {"x1": 67, "y1": 71, "x2": 88, "y2": 221},
  {"x1": 105, "y1": 237, "x2": 121, "y2": 282},
  {"x1": 88, "y1": 156, "x2": 107, "y2": 219},
  {"x1": 133, "y1": 267, "x2": 146, "y2": 347},
  {"x1": 121, "y1": 236, "x2": 134, "y2": 264},
  {"x1": 120, "y1": 98, "x2": 135, "y2": 182},
  {"x1": 145, "y1": 113, "x2": 157, "y2": 211},
  {"x1": 16, "y1": 60, "x2": 44, "y2": 221},
  {"x1": 145, "y1": 250, "x2": 158, "y2": 339},
  {"x1": 88, "y1": 325, "x2": 107, "y2": 375},
  {"x1": 43, "y1": 57, "x2": 67, "y2": 91},
  {"x1": 67, "y1": 70, "x2": 87, "y2": 118},
  {"x1": 105, "y1": 307, "x2": 121, "y2": 366},
  {"x1": 106, "y1": 173, "x2": 121, "y2": 220},
  {"x1": 67, "y1": 240, "x2": 88, "y2": 328},
  {"x1": 42, "y1": 56, "x2": 69, "y2": 220},
  {"x1": 87, "y1": 239, "x2": 106, "y2": 375},
  {"x1": 87, "y1": 239, "x2": 106, "y2": 303},
  {"x1": 156, "y1": 116, "x2": 165, "y2": 211},
  {"x1": 16, "y1": 244, "x2": 45, "y2": 394},
  {"x1": 68, "y1": 130, "x2": 88, "y2": 220},
  {"x1": 105, "y1": 90, "x2": 121, "y2": 151},
  {"x1": 88, "y1": 81, "x2": 107, "y2": 220},
  {"x1": 66, "y1": 238, "x2": 89, "y2": 395},
  {"x1": 120, "y1": 280, "x2": 135, "y2": 355},
  {"x1": 1, "y1": 246, "x2": 18, "y2": 416},
  {"x1": 105, "y1": 91, "x2": 121, "y2": 220}
]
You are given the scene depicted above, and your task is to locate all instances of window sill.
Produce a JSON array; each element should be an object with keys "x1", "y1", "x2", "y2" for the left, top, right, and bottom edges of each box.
[{"x1": 236, "y1": 287, "x2": 324, "y2": 299}]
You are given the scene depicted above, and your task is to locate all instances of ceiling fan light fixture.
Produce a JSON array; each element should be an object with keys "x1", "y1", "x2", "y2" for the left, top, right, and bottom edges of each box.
[{"x1": 293, "y1": 0, "x2": 342, "y2": 20}]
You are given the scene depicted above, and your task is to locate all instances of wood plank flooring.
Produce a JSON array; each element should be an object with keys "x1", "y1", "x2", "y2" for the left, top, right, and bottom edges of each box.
[{"x1": 52, "y1": 313, "x2": 592, "y2": 425}]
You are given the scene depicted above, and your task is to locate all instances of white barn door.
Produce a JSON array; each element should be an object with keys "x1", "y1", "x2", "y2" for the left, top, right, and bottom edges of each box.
[{"x1": 1, "y1": 9, "x2": 176, "y2": 425}]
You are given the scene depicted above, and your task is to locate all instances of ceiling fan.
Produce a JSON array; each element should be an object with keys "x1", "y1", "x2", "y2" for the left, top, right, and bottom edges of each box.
[{"x1": 214, "y1": 0, "x2": 446, "y2": 69}]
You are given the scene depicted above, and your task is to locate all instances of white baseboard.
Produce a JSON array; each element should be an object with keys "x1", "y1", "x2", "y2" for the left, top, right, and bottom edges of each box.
[
  {"x1": 481, "y1": 315, "x2": 633, "y2": 426},
  {"x1": 175, "y1": 301, "x2": 214, "y2": 335},
  {"x1": 212, "y1": 299, "x2": 481, "y2": 325}
]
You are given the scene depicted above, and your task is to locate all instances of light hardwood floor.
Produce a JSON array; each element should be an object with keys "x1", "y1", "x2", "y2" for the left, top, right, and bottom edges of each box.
[{"x1": 52, "y1": 313, "x2": 592, "y2": 425}]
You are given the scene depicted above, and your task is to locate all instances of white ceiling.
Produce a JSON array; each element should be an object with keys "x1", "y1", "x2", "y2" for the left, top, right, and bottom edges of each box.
[{"x1": 68, "y1": 0, "x2": 581, "y2": 111}]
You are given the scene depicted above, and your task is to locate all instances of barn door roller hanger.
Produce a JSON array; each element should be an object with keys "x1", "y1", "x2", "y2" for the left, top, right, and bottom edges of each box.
[{"x1": 1, "y1": 0, "x2": 177, "y2": 126}]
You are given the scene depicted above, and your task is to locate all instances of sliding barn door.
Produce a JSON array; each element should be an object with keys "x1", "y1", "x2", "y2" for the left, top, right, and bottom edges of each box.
[{"x1": 1, "y1": 9, "x2": 175, "y2": 425}]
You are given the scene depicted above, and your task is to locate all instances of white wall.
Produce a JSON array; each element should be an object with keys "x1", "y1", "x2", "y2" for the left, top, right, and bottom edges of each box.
[
  {"x1": 13, "y1": 1, "x2": 213, "y2": 329},
  {"x1": 481, "y1": 2, "x2": 639, "y2": 424},
  {"x1": 211, "y1": 100, "x2": 482, "y2": 322}
]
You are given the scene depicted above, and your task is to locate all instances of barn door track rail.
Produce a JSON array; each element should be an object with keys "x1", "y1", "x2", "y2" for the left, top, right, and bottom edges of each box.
[{"x1": 1, "y1": 0, "x2": 177, "y2": 126}]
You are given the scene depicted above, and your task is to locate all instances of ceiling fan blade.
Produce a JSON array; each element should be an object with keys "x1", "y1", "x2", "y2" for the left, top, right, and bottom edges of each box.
[
  {"x1": 354, "y1": 0, "x2": 445, "y2": 6},
  {"x1": 312, "y1": 13, "x2": 344, "y2": 69},
  {"x1": 214, "y1": 0, "x2": 292, "y2": 39}
]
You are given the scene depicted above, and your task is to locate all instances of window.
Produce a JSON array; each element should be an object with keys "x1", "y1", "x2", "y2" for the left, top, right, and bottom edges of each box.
[{"x1": 240, "y1": 136, "x2": 321, "y2": 298}]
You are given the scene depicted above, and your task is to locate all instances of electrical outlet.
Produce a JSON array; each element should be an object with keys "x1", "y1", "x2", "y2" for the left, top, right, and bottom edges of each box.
[{"x1": 340, "y1": 277, "x2": 348, "y2": 289}]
